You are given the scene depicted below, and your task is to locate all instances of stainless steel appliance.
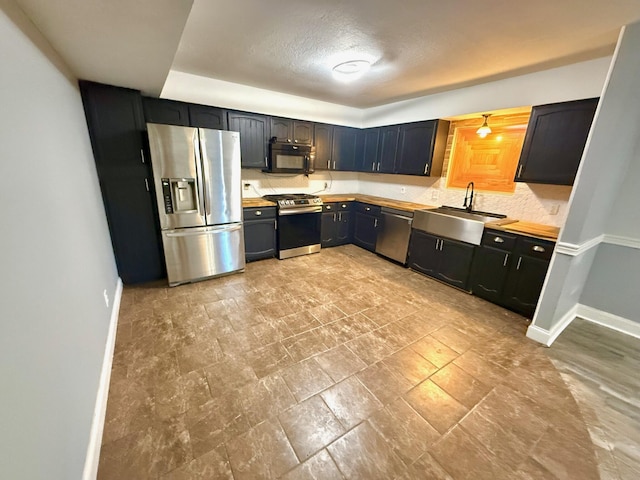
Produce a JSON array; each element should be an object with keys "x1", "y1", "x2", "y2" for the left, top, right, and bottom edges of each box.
[
  {"x1": 375, "y1": 207, "x2": 414, "y2": 264},
  {"x1": 147, "y1": 123, "x2": 245, "y2": 286},
  {"x1": 262, "y1": 194, "x2": 323, "y2": 259},
  {"x1": 265, "y1": 141, "x2": 315, "y2": 174}
]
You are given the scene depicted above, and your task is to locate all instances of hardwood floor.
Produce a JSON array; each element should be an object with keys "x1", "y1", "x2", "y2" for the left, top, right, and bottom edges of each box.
[{"x1": 547, "y1": 318, "x2": 640, "y2": 480}]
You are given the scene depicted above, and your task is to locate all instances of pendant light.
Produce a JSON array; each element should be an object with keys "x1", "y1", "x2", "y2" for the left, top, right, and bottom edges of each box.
[{"x1": 476, "y1": 114, "x2": 492, "y2": 138}]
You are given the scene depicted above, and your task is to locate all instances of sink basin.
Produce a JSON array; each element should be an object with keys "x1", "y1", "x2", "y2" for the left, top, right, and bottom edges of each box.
[{"x1": 412, "y1": 207, "x2": 508, "y2": 245}]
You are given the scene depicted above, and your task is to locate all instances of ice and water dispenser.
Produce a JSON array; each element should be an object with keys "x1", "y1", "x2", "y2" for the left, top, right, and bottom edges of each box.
[{"x1": 161, "y1": 178, "x2": 198, "y2": 214}]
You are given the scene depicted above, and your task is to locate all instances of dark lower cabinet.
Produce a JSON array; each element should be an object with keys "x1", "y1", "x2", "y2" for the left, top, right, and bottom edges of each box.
[
  {"x1": 80, "y1": 81, "x2": 165, "y2": 284},
  {"x1": 470, "y1": 229, "x2": 555, "y2": 317},
  {"x1": 321, "y1": 203, "x2": 352, "y2": 247},
  {"x1": 408, "y1": 230, "x2": 475, "y2": 290},
  {"x1": 243, "y1": 207, "x2": 276, "y2": 261},
  {"x1": 352, "y1": 203, "x2": 380, "y2": 251}
]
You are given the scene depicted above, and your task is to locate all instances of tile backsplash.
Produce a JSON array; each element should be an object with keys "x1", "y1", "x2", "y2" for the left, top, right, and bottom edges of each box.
[{"x1": 242, "y1": 169, "x2": 572, "y2": 227}]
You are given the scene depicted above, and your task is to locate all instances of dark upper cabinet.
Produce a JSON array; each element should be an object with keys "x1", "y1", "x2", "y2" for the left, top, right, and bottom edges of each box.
[
  {"x1": 79, "y1": 81, "x2": 164, "y2": 284},
  {"x1": 188, "y1": 104, "x2": 227, "y2": 130},
  {"x1": 332, "y1": 126, "x2": 359, "y2": 171},
  {"x1": 378, "y1": 126, "x2": 400, "y2": 173},
  {"x1": 396, "y1": 120, "x2": 449, "y2": 176},
  {"x1": 143, "y1": 97, "x2": 226, "y2": 130},
  {"x1": 313, "y1": 123, "x2": 333, "y2": 170},
  {"x1": 356, "y1": 128, "x2": 380, "y2": 173},
  {"x1": 243, "y1": 207, "x2": 277, "y2": 261},
  {"x1": 293, "y1": 121, "x2": 314, "y2": 144},
  {"x1": 142, "y1": 97, "x2": 190, "y2": 127},
  {"x1": 81, "y1": 82, "x2": 147, "y2": 170},
  {"x1": 227, "y1": 111, "x2": 270, "y2": 168},
  {"x1": 270, "y1": 118, "x2": 314, "y2": 144},
  {"x1": 515, "y1": 98, "x2": 598, "y2": 185},
  {"x1": 270, "y1": 117, "x2": 292, "y2": 143},
  {"x1": 408, "y1": 230, "x2": 475, "y2": 290}
]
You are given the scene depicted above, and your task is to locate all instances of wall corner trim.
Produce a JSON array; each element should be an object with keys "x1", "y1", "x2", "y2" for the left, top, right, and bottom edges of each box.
[
  {"x1": 602, "y1": 234, "x2": 640, "y2": 250},
  {"x1": 577, "y1": 304, "x2": 640, "y2": 339},
  {"x1": 82, "y1": 278, "x2": 123, "y2": 480},
  {"x1": 555, "y1": 235, "x2": 604, "y2": 256},
  {"x1": 526, "y1": 304, "x2": 578, "y2": 346}
]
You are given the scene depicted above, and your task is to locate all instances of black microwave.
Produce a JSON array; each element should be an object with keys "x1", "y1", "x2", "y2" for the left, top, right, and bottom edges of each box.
[{"x1": 265, "y1": 141, "x2": 315, "y2": 174}]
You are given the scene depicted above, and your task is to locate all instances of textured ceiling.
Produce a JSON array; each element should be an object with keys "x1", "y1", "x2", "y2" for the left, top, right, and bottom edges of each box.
[{"x1": 9, "y1": 0, "x2": 640, "y2": 107}]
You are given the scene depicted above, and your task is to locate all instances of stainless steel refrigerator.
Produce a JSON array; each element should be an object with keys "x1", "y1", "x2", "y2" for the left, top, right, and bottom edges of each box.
[{"x1": 147, "y1": 123, "x2": 245, "y2": 286}]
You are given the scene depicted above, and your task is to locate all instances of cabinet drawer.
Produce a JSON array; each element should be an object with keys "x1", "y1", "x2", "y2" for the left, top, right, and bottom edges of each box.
[
  {"x1": 481, "y1": 230, "x2": 517, "y2": 250},
  {"x1": 518, "y1": 237, "x2": 555, "y2": 260},
  {"x1": 323, "y1": 202, "x2": 338, "y2": 212},
  {"x1": 243, "y1": 207, "x2": 276, "y2": 220},
  {"x1": 324, "y1": 202, "x2": 351, "y2": 212},
  {"x1": 354, "y1": 202, "x2": 381, "y2": 215}
]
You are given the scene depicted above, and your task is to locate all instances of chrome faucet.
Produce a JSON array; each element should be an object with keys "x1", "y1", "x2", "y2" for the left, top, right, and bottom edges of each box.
[{"x1": 463, "y1": 181, "x2": 474, "y2": 213}]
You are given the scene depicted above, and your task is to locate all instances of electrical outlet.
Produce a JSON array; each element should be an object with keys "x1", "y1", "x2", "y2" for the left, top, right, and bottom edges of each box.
[
  {"x1": 400, "y1": 187, "x2": 406, "y2": 194},
  {"x1": 103, "y1": 289, "x2": 109, "y2": 308},
  {"x1": 243, "y1": 183, "x2": 251, "y2": 191},
  {"x1": 431, "y1": 190, "x2": 439, "y2": 201},
  {"x1": 549, "y1": 204, "x2": 560, "y2": 215}
]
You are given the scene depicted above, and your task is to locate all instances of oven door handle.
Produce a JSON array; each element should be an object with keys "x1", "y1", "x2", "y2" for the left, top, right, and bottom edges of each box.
[{"x1": 278, "y1": 206, "x2": 323, "y2": 216}]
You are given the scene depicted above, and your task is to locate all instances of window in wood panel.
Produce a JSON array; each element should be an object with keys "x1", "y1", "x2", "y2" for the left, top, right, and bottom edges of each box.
[{"x1": 446, "y1": 114, "x2": 529, "y2": 193}]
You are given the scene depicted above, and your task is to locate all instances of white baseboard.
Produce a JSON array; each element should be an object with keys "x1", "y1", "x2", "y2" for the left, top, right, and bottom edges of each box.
[
  {"x1": 576, "y1": 304, "x2": 640, "y2": 339},
  {"x1": 526, "y1": 304, "x2": 578, "y2": 346},
  {"x1": 82, "y1": 278, "x2": 123, "y2": 480},
  {"x1": 526, "y1": 302, "x2": 640, "y2": 347}
]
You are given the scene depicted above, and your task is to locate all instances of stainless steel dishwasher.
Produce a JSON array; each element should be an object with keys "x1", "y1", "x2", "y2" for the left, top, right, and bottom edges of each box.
[{"x1": 375, "y1": 207, "x2": 414, "y2": 264}]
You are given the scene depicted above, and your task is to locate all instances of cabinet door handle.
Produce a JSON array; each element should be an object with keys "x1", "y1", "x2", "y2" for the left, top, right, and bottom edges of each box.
[
  {"x1": 517, "y1": 164, "x2": 523, "y2": 178},
  {"x1": 287, "y1": 138, "x2": 292, "y2": 143},
  {"x1": 140, "y1": 149, "x2": 145, "y2": 164},
  {"x1": 374, "y1": 218, "x2": 378, "y2": 228},
  {"x1": 365, "y1": 207, "x2": 371, "y2": 211},
  {"x1": 377, "y1": 162, "x2": 380, "y2": 171},
  {"x1": 338, "y1": 212, "x2": 342, "y2": 221},
  {"x1": 516, "y1": 257, "x2": 522, "y2": 270},
  {"x1": 341, "y1": 204, "x2": 347, "y2": 208},
  {"x1": 274, "y1": 220, "x2": 277, "y2": 230},
  {"x1": 532, "y1": 245, "x2": 546, "y2": 253},
  {"x1": 494, "y1": 236, "x2": 504, "y2": 243},
  {"x1": 503, "y1": 253, "x2": 509, "y2": 267},
  {"x1": 333, "y1": 160, "x2": 336, "y2": 169},
  {"x1": 327, "y1": 160, "x2": 331, "y2": 169},
  {"x1": 265, "y1": 156, "x2": 268, "y2": 167},
  {"x1": 326, "y1": 205, "x2": 332, "y2": 210},
  {"x1": 333, "y1": 213, "x2": 336, "y2": 221},
  {"x1": 144, "y1": 178, "x2": 149, "y2": 191},
  {"x1": 440, "y1": 239, "x2": 444, "y2": 251},
  {"x1": 372, "y1": 163, "x2": 375, "y2": 171},
  {"x1": 423, "y1": 163, "x2": 429, "y2": 175},
  {"x1": 255, "y1": 210, "x2": 262, "y2": 216}
]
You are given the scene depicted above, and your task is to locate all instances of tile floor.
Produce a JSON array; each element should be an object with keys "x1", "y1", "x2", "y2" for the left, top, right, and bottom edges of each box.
[{"x1": 99, "y1": 245, "x2": 604, "y2": 479}]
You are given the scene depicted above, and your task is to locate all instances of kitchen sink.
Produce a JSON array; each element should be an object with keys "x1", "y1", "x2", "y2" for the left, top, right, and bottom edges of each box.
[{"x1": 412, "y1": 206, "x2": 511, "y2": 245}]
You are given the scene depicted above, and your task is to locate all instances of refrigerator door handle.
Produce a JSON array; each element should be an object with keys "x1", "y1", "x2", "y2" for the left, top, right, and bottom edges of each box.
[
  {"x1": 193, "y1": 131, "x2": 207, "y2": 222},
  {"x1": 165, "y1": 224, "x2": 242, "y2": 238}
]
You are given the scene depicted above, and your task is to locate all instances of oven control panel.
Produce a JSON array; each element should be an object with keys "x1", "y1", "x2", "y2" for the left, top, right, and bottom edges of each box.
[{"x1": 278, "y1": 198, "x2": 323, "y2": 206}]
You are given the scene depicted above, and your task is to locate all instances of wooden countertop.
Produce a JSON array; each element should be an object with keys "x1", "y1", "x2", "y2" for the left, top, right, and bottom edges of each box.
[
  {"x1": 242, "y1": 198, "x2": 276, "y2": 208},
  {"x1": 485, "y1": 220, "x2": 560, "y2": 241},
  {"x1": 244, "y1": 193, "x2": 559, "y2": 241},
  {"x1": 321, "y1": 194, "x2": 436, "y2": 212}
]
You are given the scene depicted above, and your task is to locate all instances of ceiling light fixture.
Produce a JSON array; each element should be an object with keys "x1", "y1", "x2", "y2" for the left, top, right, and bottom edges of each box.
[
  {"x1": 332, "y1": 59, "x2": 371, "y2": 82},
  {"x1": 476, "y1": 114, "x2": 492, "y2": 138}
]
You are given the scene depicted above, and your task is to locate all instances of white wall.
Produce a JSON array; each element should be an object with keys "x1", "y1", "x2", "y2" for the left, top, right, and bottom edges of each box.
[
  {"x1": 530, "y1": 22, "x2": 640, "y2": 341},
  {"x1": 0, "y1": 2, "x2": 119, "y2": 479}
]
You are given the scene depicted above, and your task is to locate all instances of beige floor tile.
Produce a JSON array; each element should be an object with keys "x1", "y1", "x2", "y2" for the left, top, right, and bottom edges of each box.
[
  {"x1": 280, "y1": 449, "x2": 343, "y2": 480},
  {"x1": 430, "y1": 363, "x2": 491, "y2": 409},
  {"x1": 282, "y1": 358, "x2": 335, "y2": 402},
  {"x1": 321, "y1": 376, "x2": 383, "y2": 429},
  {"x1": 383, "y1": 347, "x2": 438, "y2": 386},
  {"x1": 278, "y1": 396, "x2": 345, "y2": 461},
  {"x1": 411, "y1": 335, "x2": 460, "y2": 368},
  {"x1": 404, "y1": 380, "x2": 468, "y2": 435},
  {"x1": 315, "y1": 344, "x2": 368, "y2": 382}
]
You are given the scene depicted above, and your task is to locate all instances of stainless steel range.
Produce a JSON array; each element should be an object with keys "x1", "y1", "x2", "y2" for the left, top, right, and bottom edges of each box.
[{"x1": 262, "y1": 194, "x2": 323, "y2": 259}]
